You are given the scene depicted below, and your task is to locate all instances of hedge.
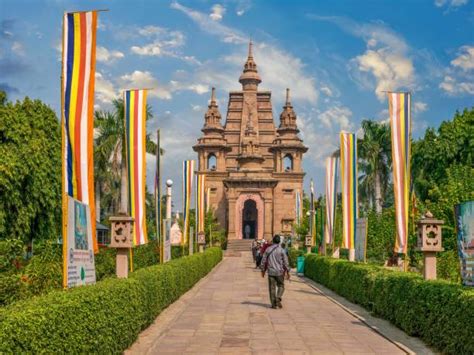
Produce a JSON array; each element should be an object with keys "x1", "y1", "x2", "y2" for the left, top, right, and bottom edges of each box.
[
  {"x1": 304, "y1": 255, "x2": 474, "y2": 354},
  {"x1": 0, "y1": 247, "x2": 222, "y2": 354}
]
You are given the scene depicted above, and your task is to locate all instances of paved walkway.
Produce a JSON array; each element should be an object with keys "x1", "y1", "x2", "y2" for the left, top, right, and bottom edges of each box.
[{"x1": 128, "y1": 252, "x2": 429, "y2": 354}]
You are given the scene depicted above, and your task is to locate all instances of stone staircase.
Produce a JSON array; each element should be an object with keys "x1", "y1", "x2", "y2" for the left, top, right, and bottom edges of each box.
[{"x1": 225, "y1": 239, "x2": 254, "y2": 257}]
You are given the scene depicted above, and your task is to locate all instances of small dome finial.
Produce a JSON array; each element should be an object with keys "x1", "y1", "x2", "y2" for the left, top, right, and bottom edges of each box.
[
  {"x1": 286, "y1": 88, "x2": 291, "y2": 105},
  {"x1": 248, "y1": 40, "x2": 253, "y2": 58},
  {"x1": 211, "y1": 87, "x2": 216, "y2": 103}
]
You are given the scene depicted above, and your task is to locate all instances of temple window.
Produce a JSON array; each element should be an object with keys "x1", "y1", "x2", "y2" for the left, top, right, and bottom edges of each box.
[
  {"x1": 283, "y1": 154, "x2": 293, "y2": 172},
  {"x1": 207, "y1": 153, "x2": 217, "y2": 171}
]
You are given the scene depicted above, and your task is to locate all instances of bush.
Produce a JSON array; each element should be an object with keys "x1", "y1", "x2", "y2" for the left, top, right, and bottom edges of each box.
[
  {"x1": 288, "y1": 248, "x2": 304, "y2": 268},
  {"x1": 0, "y1": 247, "x2": 222, "y2": 354},
  {"x1": 304, "y1": 255, "x2": 474, "y2": 354},
  {"x1": 132, "y1": 240, "x2": 160, "y2": 270}
]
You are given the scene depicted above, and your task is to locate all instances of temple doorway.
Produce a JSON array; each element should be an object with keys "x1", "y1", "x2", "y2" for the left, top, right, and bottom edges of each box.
[{"x1": 242, "y1": 199, "x2": 257, "y2": 239}]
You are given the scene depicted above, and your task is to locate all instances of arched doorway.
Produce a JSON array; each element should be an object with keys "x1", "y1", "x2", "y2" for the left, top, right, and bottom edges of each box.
[
  {"x1": 242, "y1": 199, "x2": 257, "y2": 239},
  {"x1": 235, "y1": 194, "x2": 264, "y2": 240}
]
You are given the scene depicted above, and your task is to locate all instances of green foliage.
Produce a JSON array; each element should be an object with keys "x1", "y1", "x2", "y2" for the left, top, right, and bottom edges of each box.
[
  {"x1": 0, "y1": 247, "x2": 222, "y2": 354},
  {"x1": 412, "y1": 107, "x2": 474, "y2": 202},
  {"x1": 288, "y1": 248, "x2": 304, "y2": 268},
  {"x1": 0, "y1": 239, "x2": 24, "y2": 272},
  {"x1": 0, "y1": 93, "x2": 61, "y2": 243},
  {"x1": 132, "y1": 239, "x2": 160, "y2": 270},
  {"x1": 437, "y1": 250, "x2": 461, "y2": 283},
  {"x1": 94, "y1": 247, "x2": 116, "y2": 281},
  {"x1": 305, "y1": 255, "x2": 474, "y2": 354},
  {"x1": 366, "y1": 208, "x2": 396, "y2": 263}
]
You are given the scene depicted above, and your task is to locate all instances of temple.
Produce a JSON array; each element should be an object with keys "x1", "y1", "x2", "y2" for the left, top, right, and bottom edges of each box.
[{"x1": 193, "y1": 41, "x2": 307, "y2": 240}]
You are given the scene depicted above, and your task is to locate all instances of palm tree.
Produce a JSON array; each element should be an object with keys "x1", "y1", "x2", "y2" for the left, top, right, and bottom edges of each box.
[
  {"x1": 358, "y1": 120, "x2": 391, "y2": 214},
  {"x1": 94, "y1": 98, "x2": 158, "y2": 219}
]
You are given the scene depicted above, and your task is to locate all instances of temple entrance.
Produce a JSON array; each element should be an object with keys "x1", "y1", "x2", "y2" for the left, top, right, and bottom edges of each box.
[{"x1": 242, "y1": 199, "x2": 257, "y2": 239}]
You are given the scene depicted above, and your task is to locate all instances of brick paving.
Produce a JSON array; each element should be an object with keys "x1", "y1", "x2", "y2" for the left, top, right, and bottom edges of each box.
[{"x1": 127, "y1": 252, "x2": 416, "y2": 354}]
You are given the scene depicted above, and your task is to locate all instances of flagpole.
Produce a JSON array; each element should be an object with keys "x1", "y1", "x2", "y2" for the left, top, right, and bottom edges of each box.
[
  {"x1": 61, "y1": 13, "x2": 68, "y2": 289},
  {"x1": 156, "y1": 129, "x2": 162, "y2": 263}
]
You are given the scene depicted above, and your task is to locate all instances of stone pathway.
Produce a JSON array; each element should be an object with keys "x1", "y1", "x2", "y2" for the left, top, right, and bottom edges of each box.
[{"x1": 128, "y1": 252, "x2": 428, "y2": 354}]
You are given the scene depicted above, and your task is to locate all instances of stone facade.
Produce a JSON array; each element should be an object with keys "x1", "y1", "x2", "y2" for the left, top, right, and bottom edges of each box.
[{"x1": 193, "y1": 42, "x2": 307, "y2": 240}]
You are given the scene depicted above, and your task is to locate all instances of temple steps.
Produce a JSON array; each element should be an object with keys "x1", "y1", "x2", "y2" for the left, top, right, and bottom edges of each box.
[{"x1": 225, "y1": 239, "x2": 254, "y2": 256}]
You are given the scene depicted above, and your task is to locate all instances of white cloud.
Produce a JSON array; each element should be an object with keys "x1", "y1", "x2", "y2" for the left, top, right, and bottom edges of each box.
[
  {"x1": 435, "y1": 0, "x2": 469, "y2": 7},
  {"x1": 451, "y1": 45, "x2": 474, "y2": 71},
  {"x1": 310, "y1": 15, "x2": 415, "y2": 101},
  {"x1": 439, "y1": 45, "x2": 474, "y2": 96},
  {"x1": 95, "y1": 72, "x2": 118, "y2": 104},
  {"x1": 413, "y1": 101, "x2": 428, "y2": 113},
  {"x1": 191, "y1": 104, "x2": 202, "y2": 111},
  {"x1": 235, "y1": 0, "x2": 252, "y2": 16},
  {"x1": 210, "y1": 4, "x2": 226, "y2": 21},
  {"x1": 320, "y1": 86, "x2": 333, "y2": 97},
  {"x1": 131, "y1": 43, "x2": 162, "y2": 56},
  {"x1": 96, "y1": 46, "x2": 124, "y2": 63},
  {"x1": 172, "y1": 2, "x2": 318, "y2": 103},
  {"x1": 318, "y1": 105, "x2": 353, "y2": 131},
  {"x1": 119, "y1": 70, "x2": 173, "y2": 100},
  {"x1": 11, "y1": 41, "x2": 24, "y2": 56},
  {"x1": 130, "y1": 26, "x2": 186, "y2": 59}
]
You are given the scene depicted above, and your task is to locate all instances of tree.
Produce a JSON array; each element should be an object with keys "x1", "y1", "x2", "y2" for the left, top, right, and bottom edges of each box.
[
  {"x1": 94, "y1": 98, "x2": 157, "y2": 219},
  {"x1": 0, "y1": 91, "x2": 61, "y2": 243},
  {"x1": 412, "y1": 108, "x2": 474, "y2": 201},
  {"x1": 358, "y1": 120, "x2": 391, "y2": 214}
]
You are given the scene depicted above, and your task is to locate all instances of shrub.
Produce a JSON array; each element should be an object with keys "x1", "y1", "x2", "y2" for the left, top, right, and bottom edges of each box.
[
  {"x1": 288, "y1": 248, "x2": 304, "y2": 268},
  {"x1": 304, "y1": 255, "x2": 474, "y2": 354},
  {"x1": 0, "y1": 247, "x2": 222, "y2": 354},
  {"x1": 132, "y1": 239, "x2": 160, "y2": 270}
]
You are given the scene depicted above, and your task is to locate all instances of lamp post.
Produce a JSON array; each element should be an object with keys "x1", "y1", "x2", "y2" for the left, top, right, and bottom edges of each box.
[
  {"x1": 416, "y1": 211, "x2": 444, "y2": 280},
  {"x1": 305, "y1": 211, "x2": 312, "y2": 253}
]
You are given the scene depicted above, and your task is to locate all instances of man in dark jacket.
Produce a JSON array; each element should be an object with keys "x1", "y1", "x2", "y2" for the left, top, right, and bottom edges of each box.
[{"x1": 260, "y1": 235, "x2": 290, "y2": 309}]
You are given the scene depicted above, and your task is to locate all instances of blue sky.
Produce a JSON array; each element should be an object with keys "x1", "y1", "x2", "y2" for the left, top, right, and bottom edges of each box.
[{"x1": 1, "y1": 0, "x2": 473, "y2": 210}]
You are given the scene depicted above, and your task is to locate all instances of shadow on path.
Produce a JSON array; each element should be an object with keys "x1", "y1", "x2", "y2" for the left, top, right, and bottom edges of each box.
[{"x1": 241, "y1": 301, "x2": 271, "y2": 308}]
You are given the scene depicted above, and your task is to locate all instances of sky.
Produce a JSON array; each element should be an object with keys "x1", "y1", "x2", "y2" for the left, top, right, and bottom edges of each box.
[{"x1": 1, "y1": 0, "x2": 473, "y2": 211}]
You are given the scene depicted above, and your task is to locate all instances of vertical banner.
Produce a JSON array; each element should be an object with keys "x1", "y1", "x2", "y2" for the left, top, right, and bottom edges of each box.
[
  {"x1": 355, "y1": 218, "x2": 368, "y2": 262},
  {"x1": 340, "y1": 132, "x2": 358, "y2": 252},
  {"x1": 183, "y1": 160, "x2": 195, "y2": 246},
  {"x1": 62, "y1": 11, "x2": 99, "y2": 288},
  {"x1": 310, "y1": 179, "x2": 315, "y2": 243},
  {"x1": 162, "y1": 218, "x2": 172, "y2": 262},
  {"x1": 124, "y1": 89, "x2": 148, "y2": 246},
  {"x1": 389, "y1": 92, "x2": 411, "y2": 254},
  {"x1": 197, "y1": 174, "x2": 206, "y2": 233},
  {"x1": 295, "y1": 190, "x2": 302, "y2": 226},
  {"x1": 155, "y1": 130, "x2": 161, "y2": 243},
  {"x1": 206, "y1": 187, "x2": 211, "y2": 212},
  {"x1": 455, "y1": 201, "x2": 474, "y2": 286},
  {"x1": 325, "y1": 156, "x2": 339, "y2": 244}
]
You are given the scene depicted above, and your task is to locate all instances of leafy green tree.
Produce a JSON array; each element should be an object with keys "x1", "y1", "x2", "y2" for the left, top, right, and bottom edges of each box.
[
  {"x1": 94, "y1": 98, "x2": 157, "y2": 219},
  {"x1": 412, "y1": 108, "x2": 474, "y2": 201},
  {"x1": 358, "y1": 119, "x2": 391, "y2": 214},
  {"x1": 0, "y1": 92, "x2": 61, "y2": 243}
]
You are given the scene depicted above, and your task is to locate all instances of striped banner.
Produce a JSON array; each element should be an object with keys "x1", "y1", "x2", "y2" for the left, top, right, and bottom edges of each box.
[
  {"x1": 310, "y1": 179, "x2": 315, "y2": 239},
  {"x1": 124, "y1": 89, "x2": 148, "y2": 246},
  {"x1": 62, "y1": 11, "x2": 98, "y2": 254},
  {"x1": 183, "y1": 160, "x2": 195, "y2": 245},
  {"x1": 155, "y1": 130, "x2": 161, "y2": 242},
  {"x1": 295, "y1": 190, "x2": 302, "y2": 226},
  {"x1": 196, "y1": 174, "x2": 205, "y2": 233},
  {"x1": 325, "y1": 156, "x2": 339, "y2": 244},
  {"x1": 389, "y1": 92, "x2": 411, "y2": 254},
  {"x1": 206, "y1": 187, "x2": 211, "y2": 212},
  {"x1": 340, "y1": 132, "x2": 358, "y2": 250}
]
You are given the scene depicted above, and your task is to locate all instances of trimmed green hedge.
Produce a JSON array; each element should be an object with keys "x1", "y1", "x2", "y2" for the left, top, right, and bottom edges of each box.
[
  {"x1": 304, "y1": 255, "x2": 474, "y2": 354},
  {"x1": 0, "y1": 247, "x2": 222, "y2": 354}
]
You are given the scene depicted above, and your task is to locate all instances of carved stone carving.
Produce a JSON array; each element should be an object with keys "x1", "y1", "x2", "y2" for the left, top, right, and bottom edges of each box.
[{"x1": 109, "y1": 215, "x2": 134, "y2": 249}]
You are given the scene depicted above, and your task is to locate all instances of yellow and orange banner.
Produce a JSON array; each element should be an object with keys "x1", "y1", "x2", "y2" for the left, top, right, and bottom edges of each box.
[
  {"x1": 389, "y1": 92, "x2": 411, "y2": 254},
  {"x1": 183, "y1": 160, "x2": 195, "y2": 245},
  {"x1": 62, "y1": 11, "x2": 99, "y2": 255},
  {"x1": 124, "y1": 89, "x2": 148, "y2": 246},
  {"x1": 196, "y1": 174, "x2": 205, "y2": 234},
  {"x1": 340, "y1": 132, "x2": 358, "y2": 251}
]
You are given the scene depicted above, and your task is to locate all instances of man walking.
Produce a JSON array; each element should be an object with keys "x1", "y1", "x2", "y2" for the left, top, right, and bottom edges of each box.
[{"x1": 260, "y1": 235, "x2": 290, "y2": 309}]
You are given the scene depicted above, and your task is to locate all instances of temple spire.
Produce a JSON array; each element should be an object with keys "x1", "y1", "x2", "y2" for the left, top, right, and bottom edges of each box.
[
  {"x1": 239, "y1": 40, "x2": 261, "y2": 91},
  {"x1": 285, "y1": 88, "x2": 291, "y2": 106}
]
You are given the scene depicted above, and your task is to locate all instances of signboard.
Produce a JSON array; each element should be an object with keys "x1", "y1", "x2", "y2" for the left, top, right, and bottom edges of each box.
[
  {"x1": 355, "y1": 218, "x2": 368, "y2": 262},
  {"x1": 455, "y1": 201, "x2": 474, "y2": 286},
  {"x1": 65, "y1": 197, "x2": 96, "y2": 288},
  {"x1": 163, "y1": 218, "x2": 171, "y2": 262}
]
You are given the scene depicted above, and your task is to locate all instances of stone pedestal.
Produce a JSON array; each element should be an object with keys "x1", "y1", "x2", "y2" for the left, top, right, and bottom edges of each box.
[
  {"x1": 116, "y1": 249, "x2": 129, "y2": 278},
  {"x1": 349, "y1": 248, "x2": 355, "y2": 262},
  {"x1": 423, "y1": 251, "x2": 438, "y2": 280}
]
